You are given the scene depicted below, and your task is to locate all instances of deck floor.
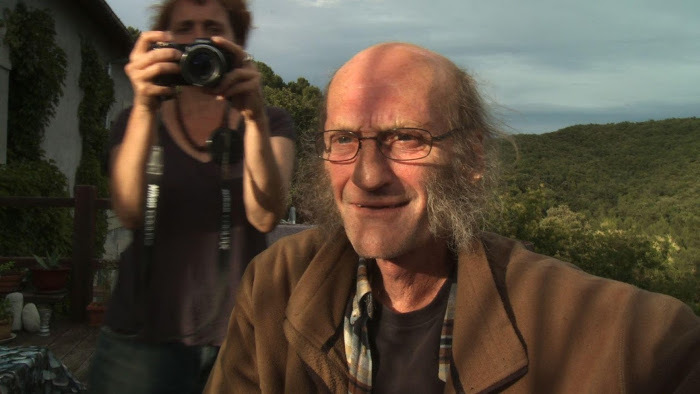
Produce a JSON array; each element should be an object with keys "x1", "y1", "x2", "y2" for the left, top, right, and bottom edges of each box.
[{"x1": 7, "y1": 315, "x2": 99, "y2": 385}]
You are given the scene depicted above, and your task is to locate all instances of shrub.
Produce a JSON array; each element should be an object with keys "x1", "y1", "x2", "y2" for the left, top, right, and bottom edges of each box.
[{"x1": 0, "y1": 160, "x2": 72, "y2": 256}]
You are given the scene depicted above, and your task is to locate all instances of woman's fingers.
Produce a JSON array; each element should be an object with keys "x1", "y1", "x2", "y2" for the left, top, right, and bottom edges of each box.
[
  {"x1": 131, "y1": 31, "x2": 173, "y2": 59},
  {"x1": 209, "y1": 36, "x2": 248, "y2": 67}
]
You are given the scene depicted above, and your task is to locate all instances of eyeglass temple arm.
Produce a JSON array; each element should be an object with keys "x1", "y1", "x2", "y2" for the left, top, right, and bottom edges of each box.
[{"x1": 433, "y1": 128, "x2": 461, "y2": 141}]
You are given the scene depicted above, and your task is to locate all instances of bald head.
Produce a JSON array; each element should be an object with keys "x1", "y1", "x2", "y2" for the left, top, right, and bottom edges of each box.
[
  {"x1": 326, "y1": 43, "x2": 458, "y2": 131},
  {"x1": 331, "y1": 43, "x2": 452, "y2": 89}
]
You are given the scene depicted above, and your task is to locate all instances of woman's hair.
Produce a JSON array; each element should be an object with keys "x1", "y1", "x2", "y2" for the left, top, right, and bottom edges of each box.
[{"x1": 151, "y1": 0, "x2": 251, "y2": 46}]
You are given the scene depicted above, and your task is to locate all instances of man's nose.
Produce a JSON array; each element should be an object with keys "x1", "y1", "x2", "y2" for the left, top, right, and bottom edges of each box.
[{"x1": 351, "y1": 140, "x2": 393, "y2": 191}]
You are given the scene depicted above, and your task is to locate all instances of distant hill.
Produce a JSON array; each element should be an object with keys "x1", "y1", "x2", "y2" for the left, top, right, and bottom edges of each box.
[
  {"x1": 501, "y1": 118, "x2": 699, "y2": 213},
  {"x1": 495, "y1": 117, "x2": 699, "y2": 292}
]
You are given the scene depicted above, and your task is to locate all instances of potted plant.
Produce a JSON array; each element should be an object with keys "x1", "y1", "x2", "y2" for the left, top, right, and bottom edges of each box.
[
  {"x1": 91, "y1": 268, "x2": 113, "y2": 303},
  {"x1": 86, "y1": 268, "x2": 113, "y2": 327},
  {"x1": 0, "y1": 261, "x2": 25, "y2": 294},
  {"x1": 30, "y1": 252, "x2": 70, "y2": 293},
  {"x1": 86, "y1": 301, "x2": 107, "y2": 327},
  {"x1": 0, "y1": 298, "x2": 13, "y2": 340}
]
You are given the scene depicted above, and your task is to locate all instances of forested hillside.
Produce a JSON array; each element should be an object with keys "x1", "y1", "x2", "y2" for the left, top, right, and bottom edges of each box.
[{"x1": 489, "y1": 118, "x2": 699, "y2": 312}]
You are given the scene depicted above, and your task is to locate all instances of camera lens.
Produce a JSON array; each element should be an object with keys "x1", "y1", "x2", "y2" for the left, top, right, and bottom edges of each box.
[
  {"x1": 189, "y1": 52, "x2": 215, "y2": 80},
  {"x1": 181, "y1": 44, "x2": 226, "y2": 87}
]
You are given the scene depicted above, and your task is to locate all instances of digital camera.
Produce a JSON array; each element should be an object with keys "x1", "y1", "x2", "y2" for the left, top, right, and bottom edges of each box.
[{"x1": 151, "y1": 38, "x2": 236, "y2": 87}]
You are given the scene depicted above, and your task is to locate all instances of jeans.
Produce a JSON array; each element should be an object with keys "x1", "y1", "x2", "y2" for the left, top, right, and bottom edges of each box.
[{"x1": 88, "y1": 327, "x2": 219, "y2": 394}]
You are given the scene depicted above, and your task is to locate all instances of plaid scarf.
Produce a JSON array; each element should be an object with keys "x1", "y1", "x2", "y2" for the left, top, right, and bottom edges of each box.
[{"x1": 344, "y1": 258, "x2": 456, "y2": 393}]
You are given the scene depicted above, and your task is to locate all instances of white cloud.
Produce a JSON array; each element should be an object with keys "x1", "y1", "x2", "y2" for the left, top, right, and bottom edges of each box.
[{"x1": 293, "y1": 0, "x2": 343, "y2": 7}]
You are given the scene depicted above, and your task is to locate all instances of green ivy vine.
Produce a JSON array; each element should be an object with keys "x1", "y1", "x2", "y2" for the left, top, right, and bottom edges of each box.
[
  {"x1": 0, "y1": 2, "x2": 72, "y2": 257},
  {"x1": 2, "y1": 1, "x2": 67, "y2": 162},
  {"x1": 76, "y1": 38, "x2": 114, "y2": 257}
]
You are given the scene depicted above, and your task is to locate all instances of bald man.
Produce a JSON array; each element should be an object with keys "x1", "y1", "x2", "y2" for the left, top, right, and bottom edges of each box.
[{"x1": 205, "y1": 43, "x2": 700, "y2": 393}]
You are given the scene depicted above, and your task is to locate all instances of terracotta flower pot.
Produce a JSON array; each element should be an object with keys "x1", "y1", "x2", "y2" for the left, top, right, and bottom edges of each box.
[
  {"x1": 29, "y1": 267, "x2": 70, "y2": 292},
  {"x1": 86, "y1": 303, "x2": 106, "y2": 327},
  {"x1": 0, "y1": 318, "x2": 12, "y2": 340},
  {"x1": 0, "y1": 272, "x2": 24, "y2": 293}
]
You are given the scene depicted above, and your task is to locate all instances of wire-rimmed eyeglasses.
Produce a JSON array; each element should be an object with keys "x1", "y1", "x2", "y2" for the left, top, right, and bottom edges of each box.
[{"x1": 316, "y1": 128, "x2": 459, "y2": 163}]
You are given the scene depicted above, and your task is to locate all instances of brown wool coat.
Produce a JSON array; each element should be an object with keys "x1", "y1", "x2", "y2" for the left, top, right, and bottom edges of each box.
[{"x1": 205, "y1": 228, "x2": 700, "y2": 393}]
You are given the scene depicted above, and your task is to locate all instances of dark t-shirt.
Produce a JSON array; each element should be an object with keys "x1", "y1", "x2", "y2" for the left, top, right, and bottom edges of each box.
[
  {"x1": 368, "y1": 278, "x2": 452, "y2": 393},
  {"x1": 105, "y1": 106, "x2": 295, "y2": 346}
]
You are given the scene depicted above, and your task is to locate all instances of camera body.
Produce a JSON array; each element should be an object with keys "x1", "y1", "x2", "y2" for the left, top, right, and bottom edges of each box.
[{"x1": 151, "y1": 38, "x2": 236, "y2": 87}]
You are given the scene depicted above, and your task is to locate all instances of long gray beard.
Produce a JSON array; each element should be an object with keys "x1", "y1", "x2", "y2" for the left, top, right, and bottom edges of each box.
[{"x1": 425, "y1": 160, "x2": 485, "y2": 253}]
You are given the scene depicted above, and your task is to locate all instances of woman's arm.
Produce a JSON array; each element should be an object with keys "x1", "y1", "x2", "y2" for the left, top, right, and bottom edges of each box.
[
  {"x1": 110, "y1": 31, "x2": 179, "y2": 229},
  {"x1": 209, "y1": 36, "x2": 297, "y2": 232},
  {"x1": 241, "y1": 116, "x2": 296, "y2": 232}
]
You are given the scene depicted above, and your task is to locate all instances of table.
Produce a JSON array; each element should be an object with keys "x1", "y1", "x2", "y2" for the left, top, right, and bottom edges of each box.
[{"x1": 0, "y1": 346, "x2": 85, "y2": 393}]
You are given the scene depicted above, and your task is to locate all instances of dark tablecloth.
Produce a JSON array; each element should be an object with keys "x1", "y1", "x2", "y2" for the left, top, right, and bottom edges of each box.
[{"x1": 0, "y1": 346, "x2": 85, "y2": 393}]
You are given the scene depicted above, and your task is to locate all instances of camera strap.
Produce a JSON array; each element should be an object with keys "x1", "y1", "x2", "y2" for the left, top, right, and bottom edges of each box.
[
  {"x1": 134, "y1": 113, "x2": 164, "y2": 337},
  {"x1": 211, "y1": 105, "x2": 242, "y2": 273},
  {"x1": 139, "y1": 104, "x2": 244, "y2": 340}
]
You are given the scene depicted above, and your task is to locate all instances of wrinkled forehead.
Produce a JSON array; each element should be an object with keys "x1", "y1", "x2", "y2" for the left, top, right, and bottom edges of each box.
[
  {"x1": 327, "y1": 44, "x2": 451, "y2": 128},
  {"x1": 331, "y1": 45, "x2": 447, "y2": 95}
]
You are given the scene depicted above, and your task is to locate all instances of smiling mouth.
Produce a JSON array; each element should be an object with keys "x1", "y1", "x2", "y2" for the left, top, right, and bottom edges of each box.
[{"x1": 355, "y1": 201, "x2": 408, "y2": 209}]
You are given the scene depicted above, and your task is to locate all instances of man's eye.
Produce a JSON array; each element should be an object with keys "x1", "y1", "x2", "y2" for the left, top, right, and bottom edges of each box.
[
  {"x1": 330, "y1": 133, "x2": 355, "y2": 145},
  {"x1": 382, "y1": 130, "x2": 429, "y2": 150},
  {"x1": 395, "y1": 133, "x2": 418, "y2": 141},
  {"x1": 384, "y1": 131, "x2": 423, "y2": 143}
]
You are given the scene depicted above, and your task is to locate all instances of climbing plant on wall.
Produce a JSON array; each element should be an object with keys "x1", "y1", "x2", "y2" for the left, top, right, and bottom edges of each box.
[
  {"x1": 2, "y1": 1, "x2": 67, "y2": 162},
  {"x1": 0, "y1": 2, "x2": 72, "y2": 256},
  {"x1": 76, "y1": 38, "x2": 115, "y2": 257}
]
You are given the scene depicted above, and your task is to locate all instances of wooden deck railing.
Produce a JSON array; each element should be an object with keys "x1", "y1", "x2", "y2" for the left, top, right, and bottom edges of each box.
[{"x1": 0, "y1": 185, "x2": 111, "y2": 322}]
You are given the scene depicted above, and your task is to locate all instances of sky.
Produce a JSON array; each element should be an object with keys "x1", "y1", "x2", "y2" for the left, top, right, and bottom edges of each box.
[{"x1": 105, "y1": 0, "x2": 700, "y2": 134}]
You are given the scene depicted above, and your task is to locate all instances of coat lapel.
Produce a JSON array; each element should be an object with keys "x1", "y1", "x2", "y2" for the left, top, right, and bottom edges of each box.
[
  {"x1": 448, "y1": 239, "x2": 529, "y2": 393},
  {"x1": 284, "y1": 228, "x2": 356, "y2": 393}
]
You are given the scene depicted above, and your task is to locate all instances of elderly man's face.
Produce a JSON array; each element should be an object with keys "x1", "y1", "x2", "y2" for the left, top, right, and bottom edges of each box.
[{"x1": 324, "y1": 46, "x2": 450, "y2": 259}]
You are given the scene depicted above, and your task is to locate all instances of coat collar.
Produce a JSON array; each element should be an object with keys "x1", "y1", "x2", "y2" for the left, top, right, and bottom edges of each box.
[
  {"x1": 284, "y1": 227, "x2": 357, "y2": 392},
  {"x1": 446, "y1": 237, "x2": 529, "y2": 392},
  {"x1": 284, "y1": 230, "x2": 529, "y2": 393}
]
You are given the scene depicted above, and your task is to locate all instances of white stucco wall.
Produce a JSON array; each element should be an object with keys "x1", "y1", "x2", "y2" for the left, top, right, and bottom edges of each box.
[{"x1": 0, "y1": 0, "x2": 132, "y2": 190}]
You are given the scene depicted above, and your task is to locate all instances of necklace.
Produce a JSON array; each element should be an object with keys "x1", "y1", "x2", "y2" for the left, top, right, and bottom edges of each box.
[{"x1": 174, "y1": 96, "x2": 229, "y2": 153}]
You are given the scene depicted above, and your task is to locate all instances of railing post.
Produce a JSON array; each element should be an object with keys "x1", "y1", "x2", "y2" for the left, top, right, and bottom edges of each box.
[{"x1": 71, "y1": 185, "x2": 96, "y2": 322}]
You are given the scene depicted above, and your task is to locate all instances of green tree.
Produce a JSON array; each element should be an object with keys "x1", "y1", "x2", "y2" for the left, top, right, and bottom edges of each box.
[
  {"x1": 485, "y1": 185, "x2": 698, "y2": 313},
  {"x1": 253, "y1": 62, "x2": 323, "y2": 216},
  {"x1": 255, "y1": 61, "x2": 285, "y2": 90},
  {"x1": 127, "y1": 26, "x2": 141, "y2": 43}
]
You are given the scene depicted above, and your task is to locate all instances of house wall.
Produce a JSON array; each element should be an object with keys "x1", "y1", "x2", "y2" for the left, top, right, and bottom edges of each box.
[
  {"x1": 0, "y1": 62, "x2": 8, "y2": 165},
  {"x1": 0, "y1": 5, "x2": 12, "y2": 165},
  {"x1": 0, "y1": 0, "x2": 132, "y2": 189}
]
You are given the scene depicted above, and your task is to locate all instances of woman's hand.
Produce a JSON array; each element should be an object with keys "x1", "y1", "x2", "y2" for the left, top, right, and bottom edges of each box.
[
  {"x1": 124, "y1": 31, "x2": 181, "y2": 111},
  {"x1": 206, "y1": 36, "x2": 266, "y2": 122}
]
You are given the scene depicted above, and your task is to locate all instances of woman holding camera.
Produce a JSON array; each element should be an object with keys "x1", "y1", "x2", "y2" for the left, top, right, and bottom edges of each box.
[{"x1": 88, "y1": 0, "x2": 295, "y2": 392}]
